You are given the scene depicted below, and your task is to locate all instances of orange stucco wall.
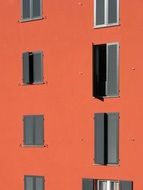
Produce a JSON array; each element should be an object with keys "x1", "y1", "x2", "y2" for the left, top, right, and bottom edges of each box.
[{"x1": 0, "y1": 0, "x2": 142, "y2": 189}]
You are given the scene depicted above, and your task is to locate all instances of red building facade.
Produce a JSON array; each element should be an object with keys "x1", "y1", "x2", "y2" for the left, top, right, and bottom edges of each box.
[{"x1": 0, "y1": 0, "x2": 142, "y2": 189}]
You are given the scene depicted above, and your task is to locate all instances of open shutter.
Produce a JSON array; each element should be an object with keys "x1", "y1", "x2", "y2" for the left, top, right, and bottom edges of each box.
[
  {"x1": 34, "y1": 115, "x2": 44, "y2": 145},
  {"x1": 94, "y1": 113, "x2": 105, "y2": 164},
  {"x1": 120, "y1": 181, "x2": 133, "y2": 190},
  {"x1": 108, "y1": 0, "x2": 118, "y2": 24},
  {"x1": 82, "y1": 178, "x2": 94, "y2": 190},
  {"x1": 22, "y1": 0, "x2": 31, "y2": 19},
  {"x1": 33, "y1": 52, "x2": 43, "y2": 83},
  {"x1": 24, "y1": 116, "x2": 34, "y2": 145},
  {"x1": 35, "y1": 177, "x2": 44, "y2": 190},
  {"x1": 95, "y1": 0, "x2": 105, "y2": 26},
  {"x1": 107, "y1": 113, "x2": 119, "y2": 164},
  {"x1": 25, "y1": 176, "x2": 34, "y2": 190},
  {"x1": 23, "y1": 52, "x2": 30, "y2": 84},
  {"x1": 106, "y1": 43, "x2": 119, "y2": 97},
  {"x1": 32, "y1": 0, "x2": 41, "y2": 18}
]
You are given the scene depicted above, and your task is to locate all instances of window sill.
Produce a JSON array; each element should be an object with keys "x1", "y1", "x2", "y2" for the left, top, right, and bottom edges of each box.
[
  {"x1": 19, "y1": 81, "x2": 47, "y2": 86},
  {"x1": 20, "y1": 144, "x2": 48, "y2": 148},
  {"x1": 93, "y1": 163, "x2": 120, "y2": 167},
  {"x1": 93, "y1": 23, "x2": 120, "y2": 29},
  {"x1": 19, "y1": 16, "x2": 45, "y2": 23}
]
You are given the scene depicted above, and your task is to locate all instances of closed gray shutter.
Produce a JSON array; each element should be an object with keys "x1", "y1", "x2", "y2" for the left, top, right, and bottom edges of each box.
[
  {"x1": 107, "y1": 113, "x2": 119, "y2": 164},
  {"x1": 82, "y1": 178, "x2": 94, "y2": 190},
  {"x1": 108, "y1": 0, "x2": 118, "y2": 24},
  {"x1": 94, "y1": 113, "x2": 105, "y2": 164},
  {"x1": 23, "y1": 52, "x2": 30, "y2": 84},
  {"x1": 24, "y1": 116, "x2": 34, "y2": 145},
  {"x1": 95, "y1": 0, "x2": 105, "y2": 26},
  {"x1": 106, "y1": 44, "x2": 118, "y2": 97},
  {"x1": 35, "y1": 177, "x2": 44, "y2": 190},
  {"x1": 22, "y1": 0, "x2": 30, "y2": 19},
  {"x1": 34, "y1": 115, "x2": 44, "y2": 145},
  {"x1": 33, "y1": 52, "x2": 43, "y2": 83},
  {"x1": 25, "y1": 176, "x2": 34, "y2": 190},
  {"x1": 32, "y1": 0, "x2": 41, "y2": 18},
  {"x1": 120, "y1": 181, "x2": 133, "y2": 190}
]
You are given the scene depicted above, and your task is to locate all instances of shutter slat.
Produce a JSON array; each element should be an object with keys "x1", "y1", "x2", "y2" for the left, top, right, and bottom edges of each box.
[
  {"x1": 107, "y1": 113, "x2": 119, "y2": 164},
  {"x1": 120, "y1": 181, "x2": 133, "y2": 190},
  {"x1": 94, "y1": 113, "x2": 105, "y2": 164},
  {"x1": 82, "y1": 178, "x2": 94, "y2": 190},
  {"x1": 23, "y1": 52, "x2": 30, "y2": 84},
  {"x1": 34, "y1": 115, "x2": 44, "y2": 145},
  {"x1": 33, "y1": 52, "x2": 43, "y2": 83},
  {"x1": 24, "y1": 116, "x2": 34, "y2": 145}
]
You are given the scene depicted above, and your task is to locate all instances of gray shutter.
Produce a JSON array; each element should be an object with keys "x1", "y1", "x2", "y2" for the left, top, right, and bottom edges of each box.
[
  {"x1": 106, "y1": 44, "x2": 119, "y2": 97},
  {"x1": 107, "y1": 113, "x2": 119, "y2": 164},
  {"x1": 120, "y1": 181, "x2": 133, "y2": 190},
  {"x1": 95, "y1": 0, "x2": 105, "y2": 26},
  {"x1": 22, "y1": 0, "x2": 30, "y2": 19},
  {"x1": 35, "y1": 177, "x2": 44, "y2": 190},
  {"x1": 34, "y1": 115, "x2": 44, "y2": 145},
  {"x1": 24, "y1": 116, "x2": 34, "y2": 145},
  {"x1": 33, "y1": 52, "x2": 43, "y2": 83},
  {"x1": 108, "y1": 0, "x2": 118, "y2": 24},
  {"x1": 25, "y1": 176, "x2": 34, "y2": 190},
  {"x1": 32, "y1": 0, "x2": 41, "y2": 18},
  {"x1": 82, "y1": 178, "x2": 94, "y2": 190},
  {"x1": 94, "y1": 113, "x2": 105, "y2": 164},
  {"x1": 23, "y1": 52, "x2": 30, "y2": 84}
]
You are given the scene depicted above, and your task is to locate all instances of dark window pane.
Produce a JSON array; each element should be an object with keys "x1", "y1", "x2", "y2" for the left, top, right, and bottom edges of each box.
[
  {"x1": 106, "y1": 44, "x2": 118, "y2": 96},
  {"x1": 24, "y1": 116, "x2": 34, "y2": 145},
  {"x1": 33, "y1": 52, "x2": 43, "y2": 83},
  {"x1": 25, "y1": 176, "x2": 34, "y2": 190},
  {"x1": 32, "y1": 0, "x2": 41, "y2": 18},
  {"x1": 34, "y1": 115, "x2": 44, "y2": 145},
  {"x1": 107, "y1": 113, "x2": 119, "y2": 164},
  {"x1": 23, "y1": 52, "x2": 30, "y2": 84},
  {"x1": 96, "y1": 0, "x2": 105, "y2": 26},
  {"x1": 108, "y1": 0, "x2": 118, "y2": 24},
  {"x1": 93, "y1": 44, "x2": 106, "y2": 97},
  {"x1": 22, "y1": 0, "x2": 30, "y2": 19},
  {"x1": 35, "y1": 177, "x2": 44, "y2": 190}
]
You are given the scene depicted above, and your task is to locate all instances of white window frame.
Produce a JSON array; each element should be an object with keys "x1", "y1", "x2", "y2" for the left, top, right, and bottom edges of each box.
[
  {"x1": 21, "y1": 0, "x2": 43, "y2": 22},
  {"x1": 97, "y1": 180, "x2": 119, "y2": 190},
  {"x1": 94, "y1": 0, "x2": 120, "y2": 28}
]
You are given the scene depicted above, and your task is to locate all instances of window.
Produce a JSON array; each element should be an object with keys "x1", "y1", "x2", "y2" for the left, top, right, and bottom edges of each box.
[
  {"x1": 21, "y1": 0, "x2": 42, "y2": 21},
  {"x1": 94, "y1": 113, "x2": 119, "y2": 165},
  {"x1": 23, "y1": 51, "x2": 43, "y2": 85},
  {"x1": 94, "y1": 0, "x2": 119, "y2": 28},
  {"x1": 93, "y1": 43, "x2": 119, "y2": 98},
  {"x1": 98, "y1": 180, "x2": 119, "y2": 190},
  {"x1": 23, "y1": 115, "x2": 44, "y2": 146},
  {"x1": 82, "y1": 179, "x2": 133, "y2": 190},
  {"x1": 24, "y1": 176, "x2": 44, "y2": 190}
]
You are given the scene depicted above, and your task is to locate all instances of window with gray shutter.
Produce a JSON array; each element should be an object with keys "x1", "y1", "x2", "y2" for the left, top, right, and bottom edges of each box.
[
  {"x1": 94, "y1": 0, "x2": 119, "y2": 27},
  {"x1": 93, "y1": 43, "x2": 119, "y2": 98},
  {"x1": 23, "y1": 115, "x2": 44, "y2": 146},
  {"x1": 94, "y1": 113, "x2": 119, "y2": 165},
  {"x1": 24, "y1": 176, "x2": 44, "y2": 190},
  {"x1": 22, "y1": 0, "x2": 42, "y2": 21},
  {"x1": 82, "y1": 178, "x2": 95, "y2": 190},
  {"x1": 120, "y1": 181, "x2": 133, "y2": 190},
  {"x1": 22, "y1": 51, "x2": 43, "y2": 85}
]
